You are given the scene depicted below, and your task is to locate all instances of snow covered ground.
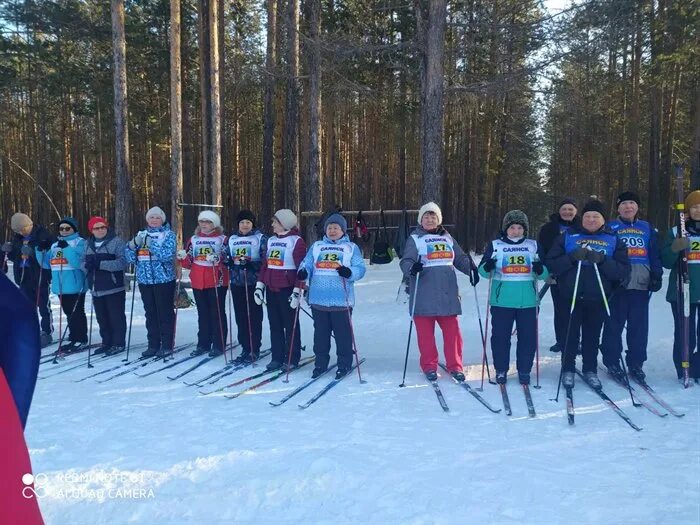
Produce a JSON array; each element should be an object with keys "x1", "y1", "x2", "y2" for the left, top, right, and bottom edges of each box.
[{"x1": 26, "y1": 260, "x2": 700, "y2": 524}]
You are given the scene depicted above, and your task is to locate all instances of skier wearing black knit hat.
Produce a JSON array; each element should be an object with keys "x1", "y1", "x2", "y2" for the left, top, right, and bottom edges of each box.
[
  {"x1": 600, "y1": 192, "x2": 663, "y2": 383},
  {"x1": 225, "y1": 210, "x2": 268, "y2": 363},
  {"x1": 537, "y1": 198, "x2": 580, "y2": 353},
  {"x1": 545, "y1": 199, "x2": 630, "y2": 389}
]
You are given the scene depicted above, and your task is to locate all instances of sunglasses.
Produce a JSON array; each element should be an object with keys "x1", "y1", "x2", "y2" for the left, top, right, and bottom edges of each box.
[
  {"x1": 92, "y1": 226, "x2": 107, "y2": 231},
  {"x1": 59, "y1": 226, "x2": 73, "y2": 231}
]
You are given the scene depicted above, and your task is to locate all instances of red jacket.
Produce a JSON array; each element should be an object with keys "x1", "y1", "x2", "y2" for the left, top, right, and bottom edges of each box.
[
  {"x1": 258, "y1": 229, "x2": 306, "y2": 292},
  {"x1": 180, "y1": 229, "x2": 230, "y2": 290}
]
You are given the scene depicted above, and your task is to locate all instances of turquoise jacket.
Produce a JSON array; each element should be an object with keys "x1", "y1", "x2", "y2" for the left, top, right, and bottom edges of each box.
[
  {"x1": 478, "y1": 236, "x2": 549, "y2": 309},
  {"x1": 49, "y1": 233, "x2": 87, "y2": 295}
]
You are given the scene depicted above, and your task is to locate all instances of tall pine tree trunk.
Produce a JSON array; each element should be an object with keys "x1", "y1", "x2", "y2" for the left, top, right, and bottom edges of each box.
[
  {"x1": 111, "y1": 0, "x2": 132, "y2": 239},
  {"x1": 261, "y1": 0, "x2": 277, "y2": 226},
  {"x1": 306, "y1": 0, "x2": 321, "y2": 217},
  {"x1": 170, "y1": 0, "x2": 183, "y2": 244},
  {"x1": 283, "y1": 0, "x2": 300, "y2": 211}
]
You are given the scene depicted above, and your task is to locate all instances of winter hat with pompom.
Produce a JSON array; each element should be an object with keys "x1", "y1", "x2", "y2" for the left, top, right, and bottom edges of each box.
[
  {"x1": 417, "y1": 202, "x2": 443, "y2": 225},
  {"x1": 502, "y1": 210, "x2": 529, "y2": 235},
  {"x1": 197, "y1": 210, "x2": 221, "y2": 229},
  {"x1": 273, "y1": 209, "x2": 297, "y2": 231}
]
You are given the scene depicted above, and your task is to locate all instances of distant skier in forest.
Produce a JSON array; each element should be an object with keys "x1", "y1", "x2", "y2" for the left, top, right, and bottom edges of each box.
[
  {"x1": 399, "y1": 202, "x2": 479, "y2": 381},
  {"x1": 297, "y1": 213, "x2": 366, "y2": 379},
  {"x1": 537, "y1": 198, "x2": 580, "y2": 353},
  {"x1": 478, "y1": 210, "x2": 548, "y2": 385},
  {"x1": 661, "y1": 190, "x2": 700, "y2": 382},
  {"x1": 545, "y1": 199, "x2": 630, "y2": 389},
  {"x1": 600, "y1": 192, "x2": 663, "y2": 384}
]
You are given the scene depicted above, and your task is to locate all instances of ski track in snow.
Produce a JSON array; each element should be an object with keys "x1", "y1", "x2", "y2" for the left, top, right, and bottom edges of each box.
[{"x1": 26, "y1": 260, "x2": 700, "y2": 524}]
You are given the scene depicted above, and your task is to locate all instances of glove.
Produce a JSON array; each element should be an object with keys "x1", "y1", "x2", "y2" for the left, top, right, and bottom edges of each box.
[
  {"x1": 482, "y1": 258, "x2": 496, "y2": 273},
  {"x1": 96, "y1": 253, "x2": 116, "y2": 262},
  {"x1": 288, "y1": 287, "x2": 304, "y2": 309},
  {"x1": 234, "y1": 257, "x2": 248, "y2": 267},
  {"x1": 206, "y1": 253, "x2": 220, "y2": 264},
  {"x1": 37, "y1": 239, "x2": 52, "y2": 251},
  {"x1": 84, "y1": 255, "x2": 97, "y2": 272},
  {"x1": 57, "y1": 239, "x2": 68, "y2": 249},
  {"x1": 337, "y1": 265, "x2": 352, "y2": 279},
  {"x1": 253, "y1": 282, "x2": 265, "y2": 305},
  {"x1": 297, "y1": 268, "x2": 308, "y2": 280},
  {"x1": 410, "y1": 262, "x2": 423, "y2": 276},
  {"x1": 649, "y1": 274, "x2": 663, "y2": 292},
  {"x1": 671, "y1": 237, "x2": 690, "y2": 253},
  {"x1": 570, "y1": 247, "x2": 588, "y2": 262},
  {"x1": 1, "y1": 242, "x2": 12, "y2": 253},
  {"x1": 586, "y1": 249, "x2": 605, "y2": 264},
  {"x1": 533, "y1": 261, "x2": 544, "y2": 275},
  {"x1": 469, "y1": 266, "x2": 480, "y2": 286},
  {"x1": 20, "y1": 245, "x2": 34, "y2": 257},
  {"x1": 176, "y1": 249, "x2": 188, "y2": 261}
]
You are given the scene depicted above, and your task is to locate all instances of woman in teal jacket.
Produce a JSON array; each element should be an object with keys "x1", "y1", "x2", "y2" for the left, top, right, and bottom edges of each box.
[
  {"x1": 49, "y1": 217, "x2": 88, "y2": 353},
  {"x1": 478, "y1": 210, "x2": 548, "y2": 385}
]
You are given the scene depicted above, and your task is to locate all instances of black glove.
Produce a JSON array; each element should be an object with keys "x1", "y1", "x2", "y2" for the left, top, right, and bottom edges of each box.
[
  {"x1": 532, "y1": 261, "x2": 544, "y2": 275},
  {"x1": 1, "y1": 242, "x2": 12, "y2": 253},
  {"x1": 482, "y1": 258, "x2": 496, "y2": 273},
  {"x1": 236, "y1": 257, "x2": 248, "y2": 267},
  {"x1": 586, "y1": 250, "x2": 605, "y2": 264},
  {"x1": 649, "y1": 274, "x2": 663, "y2": 292},
  {"x1": 337, "y1": 265, "x2": 352, "y2": 279},
  {"x1": 297, "y1": 268, "x2": 308, "y2": 280},
  {"x1": 95, "y1": 253, "x2": 116, "y2": 262},
  {"x1": 84, "y1": 255, "x2": 97, "y2": 272},
  {"x1": 410, "y1": 261, "x2": 423, "y2": 276},
  {"x1": 57, "y1": 239, "x2": 69, "y2": 249},
  {"x1": 570, "y1": 248, "x2": 588, "y2": 262},
  {"x1": 469, "y1": 266, "x2": 480, "y2": 286},
  {"x1": 20, "y1": 245, "x2": 34, "y2": 257},
  {"x1": 37, "y1": 239, "x2": 52, "y2": 251}
]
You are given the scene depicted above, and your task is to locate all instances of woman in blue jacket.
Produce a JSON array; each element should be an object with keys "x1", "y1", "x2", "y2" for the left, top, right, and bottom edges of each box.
[
  {"x1": 124, "y1": 207, "x2": 177, "y2": 358},
  {"x1": 297, "y1": 214, "x2": 366, "y2": 379},
  {"x1": 49, "y1": 217, "x2": 88, "y2": 353}
]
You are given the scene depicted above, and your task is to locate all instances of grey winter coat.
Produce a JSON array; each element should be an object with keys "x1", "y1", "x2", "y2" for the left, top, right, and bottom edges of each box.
[
  {"x1": 399, "y1": 227, "x2": 475, "y2": 316},
  {"x1": 81, "y1": 233, "x2": 127, "y2": 297}
]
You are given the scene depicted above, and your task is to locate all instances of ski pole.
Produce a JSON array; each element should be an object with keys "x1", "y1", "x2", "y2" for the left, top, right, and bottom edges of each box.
[
  {"x1": 399, "y1": 271, "x2": 420, "y2": 388},
  {"x1": 170, "y1": 271, "x2": 183, "y2": 360},
  {"x1": 211, "y1": 262, "x2": 228, "y2": 364},
  {"x1": 124, "y1": 264, "x2": 137, "y2": 362},
  {"x1": 533, "y1": 276, "x2": 541, "y2": 389},
  {"x1": 86, "y1": 267, "x2": 96, "y2": 368},
  {"x1": 243, "y1": 268, "x2": 257, "y2": 365},
  {"x1": 553, "y1": 260, "x2": 582, "y2": 402},
  {"x1": 478, "y1": 272, "x2": 494, "y2": 391},
  {"x1": 284, "y1": 289, "x2": 303, "y2": 383},
  {"x1": 342, "y1": 277, "x2": 367, "y2": 384},
  {"x1": 590, "y1": 256, "x2": 640, "y2": 406},
  {"x1": 36, "y1": 250, "x2": 46, "y2": 307},
  {"x1": 228, "y1": 285, "x2": 235, "y2": 361},
  {"x1": 52, "y1": 259, "x2": 66, "y2": 364},
  {"x1": 472, "y1": 284, "x2": 495, "y2": 387}
]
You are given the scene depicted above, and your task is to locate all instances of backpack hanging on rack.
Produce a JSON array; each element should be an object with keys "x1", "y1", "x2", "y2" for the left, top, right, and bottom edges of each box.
[{"x1": 370, "y1": 209, "x2": 394, "y2": 265}]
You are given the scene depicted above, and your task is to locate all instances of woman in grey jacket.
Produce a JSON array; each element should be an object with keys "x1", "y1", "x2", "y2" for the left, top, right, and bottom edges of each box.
[
  {"x1": 81, "y1": 216, "x2": 128, "y2": 356},
  {"x1": 399, "y1": 202, "x2": 479, "y2": 381}
]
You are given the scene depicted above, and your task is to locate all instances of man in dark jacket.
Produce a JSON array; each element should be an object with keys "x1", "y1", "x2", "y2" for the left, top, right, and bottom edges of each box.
[
  {"x1": 545, "y1": 199, "x2": 630, "y2": 389},
  {"x1": 1, "y1": 213, "x2": 55, "y2": 346},
  {"x1": 537, "y1": 198, "x2": 580, "y2": 352},
  {"x1": 600, "y1": 192, "x2": 663, "y2": 383}
]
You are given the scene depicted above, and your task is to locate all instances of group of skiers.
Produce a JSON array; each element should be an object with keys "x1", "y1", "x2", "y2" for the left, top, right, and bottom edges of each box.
[{"x1": 2, "y1": 189, "x2": 700, "y2": 387}]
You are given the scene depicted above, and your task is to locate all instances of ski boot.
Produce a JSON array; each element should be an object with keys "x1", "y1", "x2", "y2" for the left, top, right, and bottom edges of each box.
[
  {"x1": 518, "y1": 372, "x2": 530, "y2": 385},
  {"x1": 335, "y1": 368, "x2": 350, "y2": 380},
  {"x1": 495, "y1": 371, "x2": 507, "y2": 384},
  {"x1": 155, "y1": 346, "x2": 172, "y2": 358},
  {"x1": 106, "y1": 345, "x2": 125, "y2": 356},
  {"x1": 628, "y1": 366, "x2": 645, "y2": 383},
  {"x1": 59, "y1": 341, "x2": 84, "y2": 354},
  {"x1": 141, "y1": 347, "x2": 158, "y2": 358},
  {"x1": 266, "y1": 360, "x2": 282, "y2": 371},
  {"x1": 606, "y1": 364, "x2": 627, "y2": 385},
  {"x1": 208, "y1": 347, "x2": 225, "y2": 358},
  {"x1": 549, "y1": 343, "x2": 561, "y2": 353},
  {"x1": 311, "y1": 367, "x2": 327, "y2": 379},
  {"x1": 190, "y1": 345, "x2": 209, "y2": 357},
  {"x1": 561, "y1": 371, "x2": 575, "y2": 388},
  {"x1": 93, "y1": 344, "x2": 109, "y2": 356},
  {"x1": 451, "y1": 370, "x2": 466, "y2": 382},
  {"x1": 424, "y1": 370, "x2": 438, "y2": 382},
  {"x1": 40, "y1": 332, "x2": 53, "y2": 348},
  {"x1": 583, "y1": 371, "x2": 602, "y2": 390}
]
